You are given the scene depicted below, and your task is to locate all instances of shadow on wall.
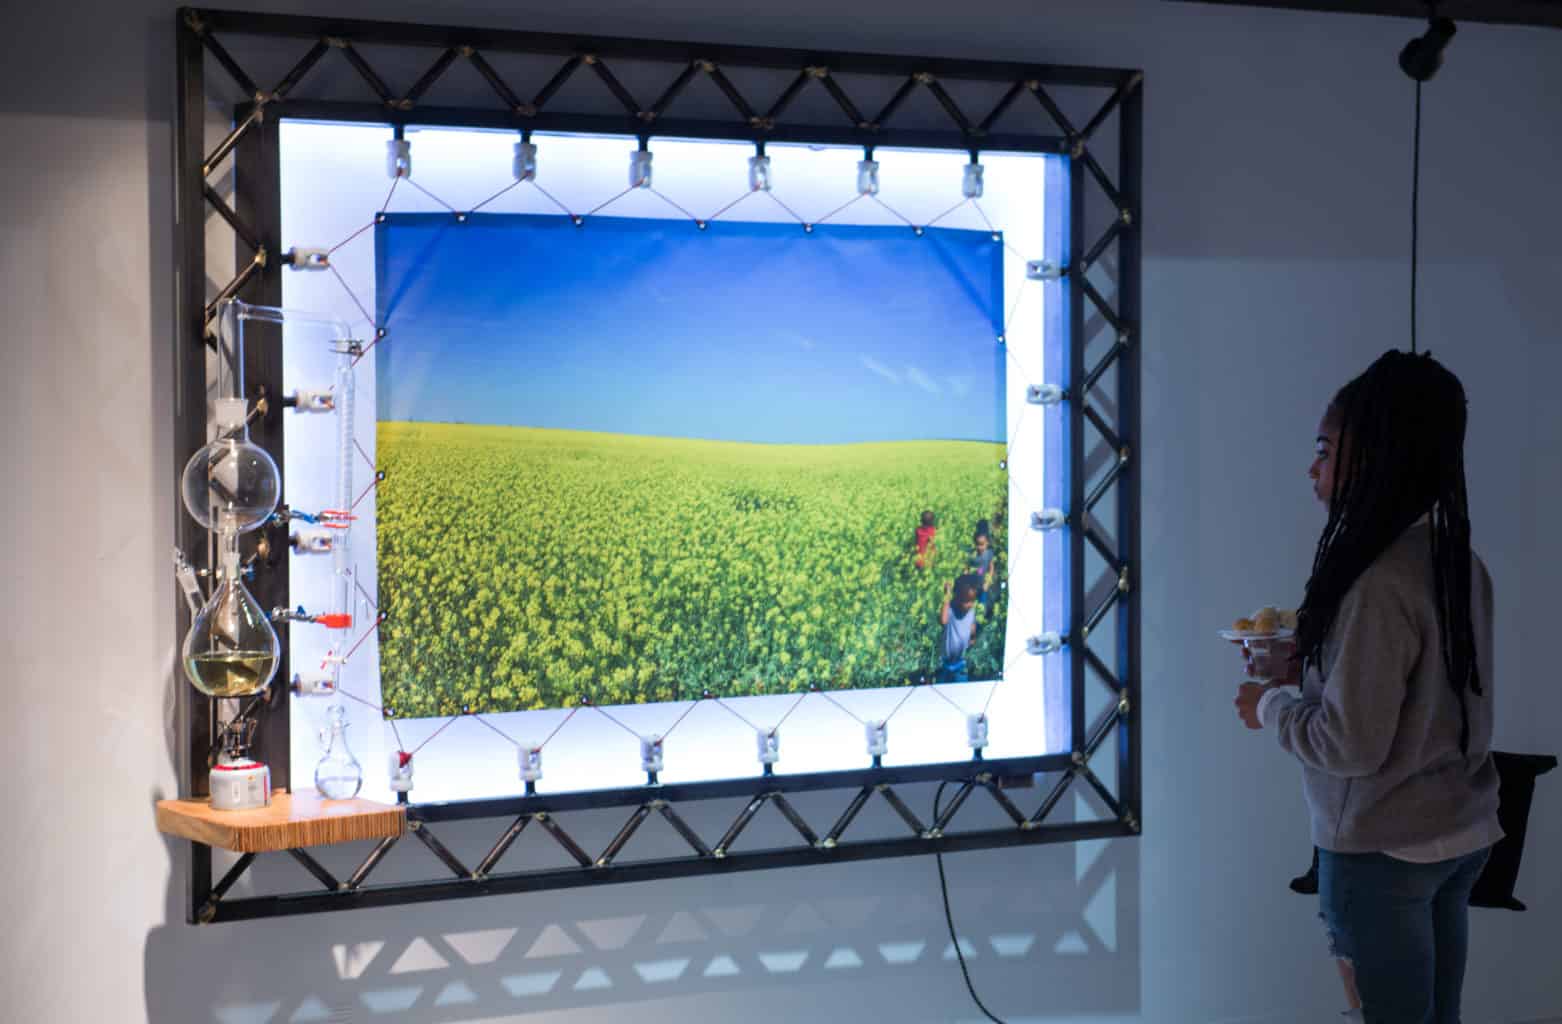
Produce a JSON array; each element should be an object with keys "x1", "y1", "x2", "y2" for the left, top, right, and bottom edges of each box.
[{"x1": 143, "y1": 789, "x2": 1140, "y2": 1024}]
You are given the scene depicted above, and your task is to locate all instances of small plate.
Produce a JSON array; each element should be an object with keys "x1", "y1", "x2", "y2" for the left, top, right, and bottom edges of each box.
[{"x1": 1216, "y1": 628, "x2": 1295, "y2": 642}]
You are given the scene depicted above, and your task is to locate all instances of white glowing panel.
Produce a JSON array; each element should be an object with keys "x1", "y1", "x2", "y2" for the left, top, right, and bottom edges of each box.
[{"x1": 280, "y1": 122, "x2": 1060, "y2": 802}]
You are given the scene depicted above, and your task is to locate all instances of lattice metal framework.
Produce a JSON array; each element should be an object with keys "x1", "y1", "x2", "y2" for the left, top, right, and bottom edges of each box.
[{"x1": 173, "y1": 6, "x2": 1142, "y2": 924}]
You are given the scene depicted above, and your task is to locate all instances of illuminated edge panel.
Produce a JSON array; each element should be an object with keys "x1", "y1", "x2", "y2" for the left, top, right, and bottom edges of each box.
[{"x1": 279, "y1": 126, "x2": 1059, "y2": 804}]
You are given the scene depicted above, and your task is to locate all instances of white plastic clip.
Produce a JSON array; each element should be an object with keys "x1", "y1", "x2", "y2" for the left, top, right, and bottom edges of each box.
[
  {"x1": 756, "y1": 728, "x2": 780, "y2": 766},
  {"x1": 630, "y1": 149, "x2": 653, "y2": 189},
  {"x1": 640, "y1": 733, "x2": 664, "y2": 773},
  {"x1": 519, "y1": 743, "x2": 543, "y2": 783},
  {"x1": 389, "y1": 750, "x2": 414, "y2": 793},
  {"x1": 291, "y1": 389, "x2": 335, "y2": 413},
  {"x1": 1027, "y1": 632, "x2": 1064, "y2": 656},
  {"x1": 286, "y1": 247, "x2": 331, "y2": 271},
  {"x1": 962, "y1": 162, "x2": 985, "y2": 199},
  {"x1": 748, "y1": 154, "x2": 772, "y2": 192},
  {"x1": 857, "y1": 159, "x2": 880, "y2": 196},
  {"x1": 1026, "y1": 384, "x2": 1065, "y2": 406},
  {"x1": 1026, "y1": 260, "x2": 1064, "y2": 281},
  {"x1": 292, "y1": 668, "x2": 337, "y2": 697},
  {"x1": 292, "y1": 527, "x2": 334, "y2": 554},
  {"x1": 966, "y1": 712, "x2": 989, "y2": 752},
  {"x1": 387, "y1": 138, "x2": 411, "y2": 180},
  {"x1": 513, "y1": 141, "x2": 537, "y2": 182},
  {"x1": 865, "y1": 720, "x2": 888, "y2": 758},
  {"x1": 1031, "y1": 508, "x2": 1067, "y2": 531}
]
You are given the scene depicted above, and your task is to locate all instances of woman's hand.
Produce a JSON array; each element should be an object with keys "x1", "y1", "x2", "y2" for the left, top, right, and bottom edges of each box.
[
  {"x1": 1242, "y1": 638, "x2": 1301, "y2": 686},
  {"x1": 1234, "y1": 682, "x2": 1268, "y2": 729}
]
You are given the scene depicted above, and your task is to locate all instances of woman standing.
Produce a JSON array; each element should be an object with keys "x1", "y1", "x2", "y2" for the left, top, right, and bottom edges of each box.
[{"x1": 1234, "y1": 350, "x2": 1502, "y2": 1023}]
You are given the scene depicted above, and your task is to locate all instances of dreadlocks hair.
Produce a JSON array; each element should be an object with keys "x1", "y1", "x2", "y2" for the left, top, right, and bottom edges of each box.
[{"x1": 1294, "y1": 350, "x2": 1483, "y2": 755}]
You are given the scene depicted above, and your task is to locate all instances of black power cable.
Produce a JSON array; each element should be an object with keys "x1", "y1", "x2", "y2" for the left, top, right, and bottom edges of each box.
[
  {"x1": 934, "y1": 781, "x2": 1009, "y2": 1024},
  {"x1": 1411, "y1": 79, "x2": 1422, "y2": 355},
  {"x1": 1399, "y1": 5, "x2": 1456, "y2": 354}
]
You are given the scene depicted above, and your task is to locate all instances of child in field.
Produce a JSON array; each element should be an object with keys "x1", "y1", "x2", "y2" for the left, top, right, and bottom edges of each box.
[
  {"x1": 912, "y1": 510, "x2": 937, "y2": 569},
  {"x1": 967, "y1": 528, "x2": 997, "y2": 613},
  {"x1": 938, "y1": 576, "x2": 981, "y2": 682}
]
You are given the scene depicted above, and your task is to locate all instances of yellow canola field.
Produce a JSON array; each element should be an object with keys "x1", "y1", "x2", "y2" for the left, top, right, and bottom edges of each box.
[{"x1": 377, "y1": 422, "x2": 1008, "y2": 716}]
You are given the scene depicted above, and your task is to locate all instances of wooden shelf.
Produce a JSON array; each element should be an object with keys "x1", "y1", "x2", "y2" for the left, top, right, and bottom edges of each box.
[{"x1": 156, "y1": 791, "x2": 405, "y2": 853}]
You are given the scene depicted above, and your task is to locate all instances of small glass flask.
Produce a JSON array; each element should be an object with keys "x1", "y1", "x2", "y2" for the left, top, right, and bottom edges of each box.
[{"x1": 315, "y1": 704, "x2": 363, "y2": 800}]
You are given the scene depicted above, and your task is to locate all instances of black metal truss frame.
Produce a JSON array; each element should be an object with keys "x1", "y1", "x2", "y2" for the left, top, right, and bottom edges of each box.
[{"x1": 173, "y1": 6, "x2": 1142, "y2": 924}]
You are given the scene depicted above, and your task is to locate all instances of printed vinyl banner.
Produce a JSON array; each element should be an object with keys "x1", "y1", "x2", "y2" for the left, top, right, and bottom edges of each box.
[{"x1": 375, "y1": 213, "x2": 1006, "y2": 716}]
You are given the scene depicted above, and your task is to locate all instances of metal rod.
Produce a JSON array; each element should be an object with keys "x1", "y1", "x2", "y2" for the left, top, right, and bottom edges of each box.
[
  {"x1": 535, "y1": 814, "x2": 593, "y2": 868},
  {"x1": 1079, "y1": 765, "x2": 1124, "y2": 820},
  {"x1": 596, "y1": 804, "x2": 653, "y2": 866},
  {"x1": 410, "y1": 822, "x2": 471, "y2": 879},
  {"x1": 346, "y1": 835, "x2": 400, "y2": 889},
  {"x1": 1080, "y1": 276, "x2": 1125, "y2": 333},
  {"x1": 194, "y1": 19, "x2": 259, "y2": 98},
  {"x1": 1069, "y1": 145, "x2": 1087, "y2": 760},
  {"x1": 1084, "y1": 586, "x2": 1121, "y2": 640},
  {"x1": 763, "y1": 69, "x2": 811, "y2": 122},
  {"x1": 288, "y1": 848, "x2": 341, "y2": 891},
  {"x1": 531, "y1": 55, "x2": 583, "y2": 112},
  {"x1": 467, "y1": 49, "x2": 525, "y2": 111},
  {"x1": 877, "y1": 785, "x2": 929, "y2": 837},
  {"x1": 1082, "y1": 219, "x2": 1124, "y2": 273},
  {"x1": 203, "y1": 104, "x2": 262, "y2": 177},
  {"x1": 211, "y1": 852, "x2": 256, "y2": 900},
  {"x1": 272, "y1": 39, "x2": 330, "y2": 100},
  {"x1": 1085, "y1": 460, "x2": 1125, "y2": 514},
  {"x1": 1118, "y1": 76, "x2": 1144, "y2": 831},
  {"x1": 1082, "y1": 403, "x2": 1124, "y2": 456},
  {"x1": 819, "y1": 74, "x2": 865, "y2": 126},
  {"x1": 648, "y1": 62, "x2": 699, "y2": 120},
  {"x1": 977, "y1": 80, "x2": 1026, "y2": 134},
  {"x1": 339, "y1": 41, "x2": 395, "y2": 104},
  {"x1": 588, "y1": 57, "x2": 642, "y2": 116},
  {"x1": 401, "y1": 47, "x2": 460, "y2": 107},
  {"x1": 1084, "y1": 647, "x2": 1123, "y2": 696},
  {"x1": 925, "y1": 79, "x2": 973, "y2": 134},
  {"x1": 982, "y1": 782, "x2": 1029, "y2": 827},
  {"x1": 714, "y1": 793, "x2": 769, "y2": 854},
  {"x1": 203, "y1": 184, "x2": 263, "y2": 253},
  {"x1": 931, "y1": 780, "x2": 975, "y2": 833},
  {"x1": 202, "y1": 256, "x2": 264, "y2": 329},
  {"x1": 706, "y1": 65, "x2": 756, "y2": 122},
  {"x1": 657, "y1": 803, "x2": 712, "y2": 858},
  {"x1": 871, "y1": 75, "x2": 918, "y2": 128},
  {"x1": 767, "y1": 793, "x2": 820, "y2": 847},
  {"x1": 474, "y1": 815, "x2": 529, "y2": 877},
  {"x1": 1030, "y1": 82, "x2": 1080, "y2": 139},
  {"x1": 1083, "y1": 339, "x2": 1126, "y2": 397},
  {"x1": 1079, "y1": 148, "x2": 1124, "y2": 210},
  {"x1": 1084, "y1": 523, "x2": 1124, "y2": 576},
  {"x1": 1030, "y1": 770, "x2": 1076, "y2": 827},
  {"x1": 825, "y1": 787, "x2": 873, "y2": 844},
  {"x1": 1078, "y1": 71, "x2": 1141, "y2": 144}
]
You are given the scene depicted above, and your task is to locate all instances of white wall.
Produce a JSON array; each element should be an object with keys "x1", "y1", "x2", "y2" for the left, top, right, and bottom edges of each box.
[{"x1": 2, "y1": 2, "x2": 1560, "y2": 1022}]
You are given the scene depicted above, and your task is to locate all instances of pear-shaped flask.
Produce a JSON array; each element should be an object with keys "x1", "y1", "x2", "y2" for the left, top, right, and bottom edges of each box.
[
  {"x1": 315, "y1": 704, "x2": 363, "y2": 800},
  {"x1": 181, "y1": 541, "x2": 280, "y2": 697}
]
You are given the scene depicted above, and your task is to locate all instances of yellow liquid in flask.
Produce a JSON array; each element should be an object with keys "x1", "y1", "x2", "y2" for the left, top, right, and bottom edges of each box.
[{"x1": 184, "y1": 650, "x2": 277, "y2": 697}]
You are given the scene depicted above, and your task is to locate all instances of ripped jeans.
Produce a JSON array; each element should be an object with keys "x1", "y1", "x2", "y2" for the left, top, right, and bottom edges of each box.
[{"x1": 1318, "y1": 846, "x2": 1492, "y2": 1024}]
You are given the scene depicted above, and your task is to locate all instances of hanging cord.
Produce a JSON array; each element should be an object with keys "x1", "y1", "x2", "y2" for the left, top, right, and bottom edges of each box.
[
  {"x1": 934, "y1": 781, "x2": 1008, "y2": 1024},
  {"x1": 1411, "y1": 79, "x2": 1422, "y2": 355}
]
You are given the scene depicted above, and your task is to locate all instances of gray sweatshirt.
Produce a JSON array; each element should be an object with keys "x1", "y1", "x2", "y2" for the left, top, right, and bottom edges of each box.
[{"x1": 1268, "y1": 523, "x2": 1502, "y2": 854}]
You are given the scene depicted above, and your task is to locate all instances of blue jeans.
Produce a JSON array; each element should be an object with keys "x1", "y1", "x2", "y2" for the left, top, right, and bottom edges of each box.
[
  {"x1": 938, "y1": 658, "x2": 968, "y2": 683},
  {"x1": 1319, "y1": 846, "x2": 1492, "y2": 1024}
]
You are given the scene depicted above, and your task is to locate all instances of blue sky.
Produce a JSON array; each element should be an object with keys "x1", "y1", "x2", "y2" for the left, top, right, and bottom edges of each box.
[{"x1": 376, "y1": 214, "x2": 1004, "y2": 445}]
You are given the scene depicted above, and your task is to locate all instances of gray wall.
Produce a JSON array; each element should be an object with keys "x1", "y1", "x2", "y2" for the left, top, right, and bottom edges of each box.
[{"x1": 2, "y1": 1, "x2": 1560, "y2": 1021}]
